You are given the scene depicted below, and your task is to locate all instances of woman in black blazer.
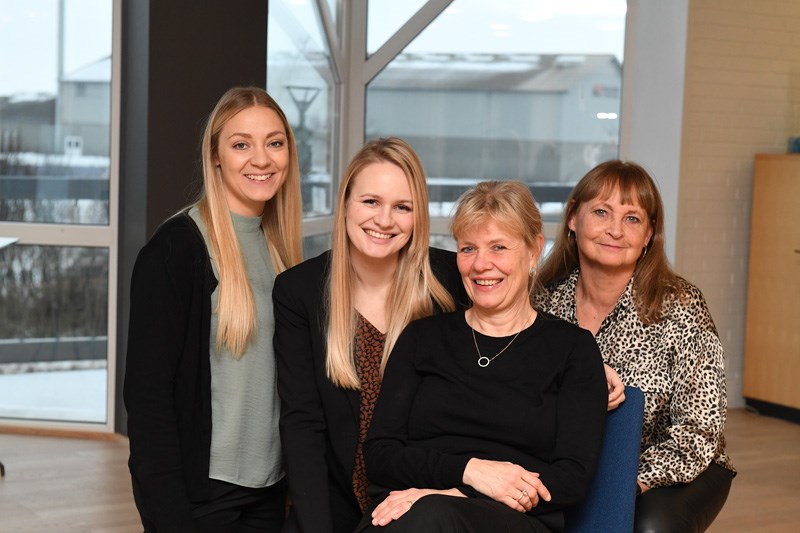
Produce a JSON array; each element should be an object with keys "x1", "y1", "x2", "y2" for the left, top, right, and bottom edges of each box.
[{"x1": 273, "y1": 137, "x2": 465, "y2": 533}]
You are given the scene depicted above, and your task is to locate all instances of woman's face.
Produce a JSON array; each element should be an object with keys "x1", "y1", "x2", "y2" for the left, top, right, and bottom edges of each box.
[
  {"x1": 568, "y1": 186, "x2": 653, "y2": 273},
  {"x1": 215, "y1": 106, "x2": 289, "y2": 216},
  {"x1": 345, "y1": 161, "x2": 414, "y2": 265},
  {"x1": 456, "y1": 219, "x2": 540, "y2": 316}
]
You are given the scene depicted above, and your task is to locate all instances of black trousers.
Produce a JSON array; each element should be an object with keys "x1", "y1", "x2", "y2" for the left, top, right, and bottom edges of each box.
[
  {"x1": 354, "y1": 494, "x2": 553, "y2": 533},
  {"x1": 635, "y1": 462, "x2": 735, "y2": 533},
  {"x1": 190, "y1": 478, "x2": 287, "y2": 533}
]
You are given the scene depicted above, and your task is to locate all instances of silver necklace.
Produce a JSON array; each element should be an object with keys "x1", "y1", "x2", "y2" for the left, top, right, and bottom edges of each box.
[{"x1": 469, "y1": 312, "x2": 532, "y2": 368}]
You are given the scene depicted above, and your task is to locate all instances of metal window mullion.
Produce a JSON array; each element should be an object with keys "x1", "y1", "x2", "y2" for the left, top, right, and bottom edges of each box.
[
  {"x1": 0, "y1": 223, "x2": 115, "y2": 248},
  {"x1": 363, "y1": 0, "x2": 454, "y2": 83}
]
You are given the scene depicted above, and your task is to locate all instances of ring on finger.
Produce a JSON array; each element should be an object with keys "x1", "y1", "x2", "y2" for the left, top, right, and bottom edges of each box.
[
  {"x1": 406, "y1": 500, "x2": 414, "y2": 509},
  {"x1": 515, "y1": 489, "x2": 525, "y2": 502}
]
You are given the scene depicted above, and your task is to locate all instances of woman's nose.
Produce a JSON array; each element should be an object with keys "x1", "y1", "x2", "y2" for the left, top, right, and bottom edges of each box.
[
  {"x1": 373, "y1": 206, "x2": 393, "y2": 227},
  {"x1": 251, "y1": 145, "x2": 270, "y2": 167}
]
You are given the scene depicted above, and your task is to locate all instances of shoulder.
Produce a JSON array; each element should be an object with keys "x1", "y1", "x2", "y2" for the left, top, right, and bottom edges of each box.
[
  {"x1": 429, "y1": 246, "x2": 457, "y2": 266},
  {"x1": 534, "y1": 275, "x2": 575, "y2": 319},
  {"x1": 136, "y1": 212, "x2": 207, "y2": 268},
  {"x1": 428, "y1": 247, "x2": 468, "y2": 305},
  {"x1": 536, "y1": 311, "x2": 592, "y2": 340},
  {"x1": 274, "y1": 250, "x2": 331, "y2": 291},
  {"x1": 664, "y1": 277, "x2": 718, "y2": 333},
  {"x1": 428, "y1": 247, "x2": 458, "y2": 280},
  {"x1": 407, "y1": 309, "x2": 461, "y2": 334}
]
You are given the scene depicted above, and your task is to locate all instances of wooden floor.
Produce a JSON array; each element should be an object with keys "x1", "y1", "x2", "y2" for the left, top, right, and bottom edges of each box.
[{"x1": 0, "y1": 408, "x2": 798, "y2": 532}]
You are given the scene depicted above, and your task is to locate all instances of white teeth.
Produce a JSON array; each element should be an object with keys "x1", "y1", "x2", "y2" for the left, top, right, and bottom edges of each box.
[
  {"x1": 246, "y1": 174, "x2": 272, "y2": 182},
  {"x1": 365, "y1": 229, "x2": 392, "y2": 240},
  {"x1": 475, "y1": 279, "x2": 500, "y2": 286}
]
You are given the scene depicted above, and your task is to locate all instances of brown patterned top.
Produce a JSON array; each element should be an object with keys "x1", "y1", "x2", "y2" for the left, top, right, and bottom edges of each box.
[{"x1": 352, "y1": 313, "x2": 386, "y2": 512}]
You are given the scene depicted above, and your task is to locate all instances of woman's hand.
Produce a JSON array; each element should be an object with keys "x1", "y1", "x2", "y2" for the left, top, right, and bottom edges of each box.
[
  {"x1": 605, "y1": 363, "x2": 626, "y2": 411},
  {"x1": 370, "y1": 488, "x2": 464, "y2": 526},
  {"x1": 462, "y1": 458, "x2": 551, "y2": 512}
]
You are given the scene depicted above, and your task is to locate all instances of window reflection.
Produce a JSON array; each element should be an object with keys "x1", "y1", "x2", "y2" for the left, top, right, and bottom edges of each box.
[
  {"x1": 367, "y1": 0, "x2": 427, "y2": 55},
  {"x1": 0, "y1": 244, "x2": 109, "y2": 423},
  {"x1": 365, "y1": 0, "x2": 626, "y2": 222},
  {"x1": 0, "y1": 0, "x2": 112, "y2": 426},
  {"x1": 0, "y1": 1, "x2": 112, "y2": 225},
  {"x1": 268, "y1": 0, "x2": 338, "y2": 218}
]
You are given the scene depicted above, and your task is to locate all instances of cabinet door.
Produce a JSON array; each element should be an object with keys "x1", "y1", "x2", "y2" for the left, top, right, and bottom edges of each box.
[{"x1": 743, "y1": 155, "x2": 800, "y2": 409}]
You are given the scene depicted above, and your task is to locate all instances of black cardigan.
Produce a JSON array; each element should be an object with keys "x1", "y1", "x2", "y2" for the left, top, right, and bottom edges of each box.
[
  {"x1": 273, "y1": 248, "x2": 466, "y2": 533},
  {"x1": 124, "y1": 213, "x2": 217, "y2": 530}
]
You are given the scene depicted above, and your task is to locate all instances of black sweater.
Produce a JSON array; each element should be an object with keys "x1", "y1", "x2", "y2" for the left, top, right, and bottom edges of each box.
[
  {"x1": 364, "y1": 311, "x2": 607, "y2": 531},
  {"x1": 124, "y1": 213, "x2": 216, "y2": 530}
]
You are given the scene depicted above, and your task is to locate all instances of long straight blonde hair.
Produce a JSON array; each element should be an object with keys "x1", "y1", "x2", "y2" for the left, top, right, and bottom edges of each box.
[
  {"x1": 197, "y1": 86, "x2": 302, "y2": 357},
  {"x1": 326, "y1": 137, "x2": 454, "y2": 388}
]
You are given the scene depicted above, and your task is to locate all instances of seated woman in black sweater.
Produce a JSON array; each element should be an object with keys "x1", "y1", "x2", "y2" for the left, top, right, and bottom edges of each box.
[{"x1": 356, "y1": 181, "x2": 608, "y2": 533}]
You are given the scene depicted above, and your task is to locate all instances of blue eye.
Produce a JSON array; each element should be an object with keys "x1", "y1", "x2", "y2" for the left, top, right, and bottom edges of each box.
[
  {"x1": 269, "y1": 139, "x2": 285, "y2": 148},
  {"x1": 233, "y1": 142, "x2": 248, "y2": 150},
  {"x1": 626, "y1": 215, "x2": 641, "y2": 223},
  {"x1": 593, "y1": 209, "x2": 607, "y2": 216},
  {"x1": 459, "y1": 246, "x2": 475, "y2": 254}
]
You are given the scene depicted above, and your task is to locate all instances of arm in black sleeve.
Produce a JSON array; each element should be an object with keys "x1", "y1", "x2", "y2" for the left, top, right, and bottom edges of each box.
[
  {"x1": 273, "y1": 269, "x2": 336, "y2": 533},
  {"x1": 364, "y1": 323, "x2": 470, "y2": 490},
  {"x1": 531, "y1": 328, "x2": 608, "y2": 513},
  {"x1": 123, "y1": 227, "x2": 199, "y2": 530}
]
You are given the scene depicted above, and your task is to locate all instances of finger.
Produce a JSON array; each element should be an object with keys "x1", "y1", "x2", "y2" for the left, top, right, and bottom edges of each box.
[
  {"x1": 372, "y1": 498, "x2": 415, "y2": 526},
  {"x1": 523, "y1": 476, "x2": 551, "y2": 502}
]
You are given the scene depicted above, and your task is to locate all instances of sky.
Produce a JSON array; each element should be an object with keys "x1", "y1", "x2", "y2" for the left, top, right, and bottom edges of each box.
[
  {"x1": 0, "y1": 0, "x2": 113, "y2": 97},
  {"x1": 274, "y1": 0, "x2": 626, "y2": 59}
]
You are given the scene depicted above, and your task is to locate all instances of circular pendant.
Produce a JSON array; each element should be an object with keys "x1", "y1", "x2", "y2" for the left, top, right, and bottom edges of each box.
[{"x1": 477, "y1": 356, "x2": 490, "y2": 368}]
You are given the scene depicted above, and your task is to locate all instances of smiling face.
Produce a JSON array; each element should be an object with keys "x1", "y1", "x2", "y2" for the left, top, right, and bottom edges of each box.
[
  {"x1": 345, "y1": 161, "x2": 414, "y2": 265},
  {"x1": 456, "y1": 219, "x2": 541, "y2": 318},
  {"x1": 568, "y1": 186, "x2": 653, "y2": 273},
  {"x1": 215, "y1": 105, "x2": 289, "y2": 216}
]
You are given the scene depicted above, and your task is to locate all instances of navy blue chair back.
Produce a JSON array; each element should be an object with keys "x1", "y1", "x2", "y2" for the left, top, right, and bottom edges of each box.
[{"x1": 565, "y1": 385, "x2": 645, "y2": 533}]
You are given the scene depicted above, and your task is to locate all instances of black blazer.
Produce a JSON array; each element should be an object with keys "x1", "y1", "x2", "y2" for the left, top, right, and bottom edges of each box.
[{"x1": 273, "y1": 248, "x2": 466, "y2": 533}]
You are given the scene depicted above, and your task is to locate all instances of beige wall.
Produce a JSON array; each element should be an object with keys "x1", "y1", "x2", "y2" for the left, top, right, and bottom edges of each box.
[{"x1": 677, "y1": 0, "x2": 800, "y2": 407}]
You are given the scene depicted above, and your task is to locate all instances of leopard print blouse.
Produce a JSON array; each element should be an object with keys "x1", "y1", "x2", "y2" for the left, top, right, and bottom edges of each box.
[{"x1": 534, "y1": 270, "x2": 735, "y2": 488}]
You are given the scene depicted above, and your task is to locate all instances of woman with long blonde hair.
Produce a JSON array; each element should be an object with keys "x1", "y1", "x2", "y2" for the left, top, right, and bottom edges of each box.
[
  {"x1": 273, "y1": 137, "x2": 465, "y2": 533},
  {"x1": 125, "y1": 86, "x2": 302, "y2": 531}
]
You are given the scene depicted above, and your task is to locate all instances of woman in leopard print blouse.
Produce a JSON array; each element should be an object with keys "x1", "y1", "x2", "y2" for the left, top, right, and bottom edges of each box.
[{"x1": 534, "y1": 160, "x2": 735, "y2": 532}]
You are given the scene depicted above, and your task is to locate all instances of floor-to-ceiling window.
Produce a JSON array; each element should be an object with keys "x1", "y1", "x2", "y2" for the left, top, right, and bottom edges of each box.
[
  {"x1": 267, "y1": 0, "x2": 625, "y2": 250},
  {"x1": 268, "y1": 0, "x2": 341, "y2": 257},
  {"x1": 0, "y1": 0, "x2": 118, "y2": 428}
]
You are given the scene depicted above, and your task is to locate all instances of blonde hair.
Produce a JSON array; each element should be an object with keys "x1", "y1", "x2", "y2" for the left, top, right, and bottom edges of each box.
[
  {"x1": 450, "y1": 181, "x2": 544, "y2": 297},
  {"x1": 198, "y1": 86, "x2": 302, "y2": 357},
  {"x1": 326, "y1": 137, "x2": 455, "y2": 388},
  {"x1": 537, "y1": 159, "x2": 681, "y2": 324}
]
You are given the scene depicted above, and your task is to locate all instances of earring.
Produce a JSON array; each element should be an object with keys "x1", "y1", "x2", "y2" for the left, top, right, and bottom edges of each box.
[
  {"x1": 567, "y1": 230, "x2": 574, "y2": 240},
  {"x1": 641, "y1": 247, "x2": 648, "y2": 258},
  {"x1": 529, "y1": 266, "x2": 537, "y2": 278}
]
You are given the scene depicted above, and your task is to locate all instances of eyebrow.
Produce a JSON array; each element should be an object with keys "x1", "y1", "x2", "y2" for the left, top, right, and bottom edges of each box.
[
  {"x1": 226, "y1": 130, "x2": 286, "y2": 140},
  {"x1": 591, "y1": 200, "x2": 645, "y2": 213},
  {"x1": 356, "y1": 193, "x2": 413, "y2": 204}
]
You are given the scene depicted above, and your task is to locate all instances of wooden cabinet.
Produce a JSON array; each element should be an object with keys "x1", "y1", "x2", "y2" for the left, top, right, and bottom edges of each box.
[{"x1": 743, "y1": 154, "x2": 800, "y2": 410}]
